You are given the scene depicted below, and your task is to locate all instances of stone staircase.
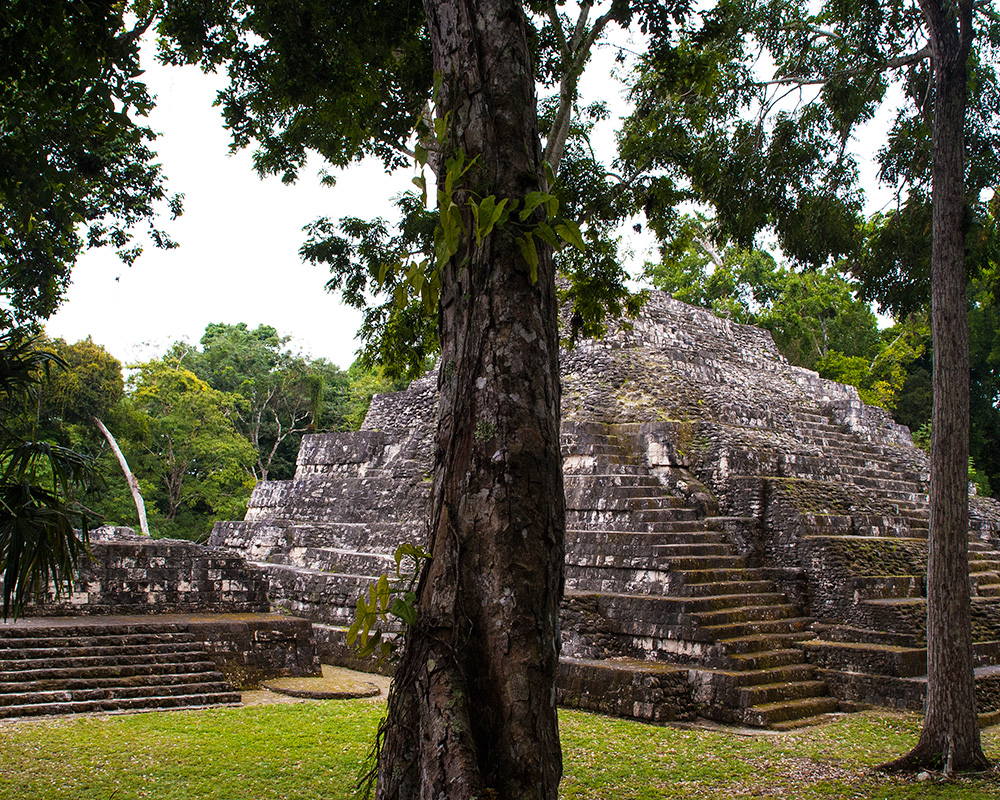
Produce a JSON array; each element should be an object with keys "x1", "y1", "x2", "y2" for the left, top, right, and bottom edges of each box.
[
  {"x1": 210, "y1": 430, "x2": 431, "y2": 665},
  {"x1": 759, "y1": 406, "x2": 1000, "y2": 715},
  {"x1": 558, "y1": 421, "x2": 839, "y2": 728},
  {"x1": 0, "y1": 622, "x2": 240, "y2": 720}
]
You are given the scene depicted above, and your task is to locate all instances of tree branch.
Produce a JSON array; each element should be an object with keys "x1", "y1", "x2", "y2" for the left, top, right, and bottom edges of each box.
[
  {"x1": 543, "y1": 3, "x2": 616, "y2": 177},
  {"x1": 756, "y1": 46, "x2": 931, "y2": 89}
]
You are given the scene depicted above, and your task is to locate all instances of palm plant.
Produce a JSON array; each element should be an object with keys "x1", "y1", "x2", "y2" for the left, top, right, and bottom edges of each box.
[{"x1": 0, "y1": 329, "x2": 93, "y2": 619}]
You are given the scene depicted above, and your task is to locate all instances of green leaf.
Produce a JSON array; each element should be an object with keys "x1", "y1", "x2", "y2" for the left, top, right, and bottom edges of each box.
[
  {"x1": 471, "y1": 195, "x2": 508, "y2": 246},
  {"x1": 534, "y1": 221, "x2": 560, "y2": 250},
  {"x1": 412, "y1": 174, "x2": 427, "y2": 206},
  {"x1": 555, "y1": 220, "x2": 586, "y2": 252},
  {"x1": 390, "y1": 596, "x2": 417, "y2": 626},
  {"x1": 444, "y1": 151, "x2": 465, "y2": 197},
  {"x1": 543, "y1": 160, "x2": 556, "y2": 188},
  {"x1": 519, "y1": 191, "x2": 554, "y2": 222},
  {"x1": 516, "y1": 233, "x2": 539, "y2": 283},
  {"x1": 377, "y1": 260, "x2": 392, "y2": 288},
  {"x1": 434, "y1": 111, "x2": 449, "y2": 145},
  {"x1": 414, "y1": 142, "x2": 428, "y2": 167},
  {"x1": 376, "y1": 574, "x2": 390, "y2": 613},
  {"x1": 468, "y1": 197, "x2": 481, "y2": 242}
]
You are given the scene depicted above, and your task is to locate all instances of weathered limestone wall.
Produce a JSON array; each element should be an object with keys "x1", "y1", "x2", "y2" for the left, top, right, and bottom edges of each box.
[{"x1": 26, "y1": 528, "x2": 270, "y2": 617}]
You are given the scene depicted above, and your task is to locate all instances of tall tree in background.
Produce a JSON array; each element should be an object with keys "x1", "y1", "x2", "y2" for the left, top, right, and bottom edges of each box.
[
  {"x1": 172, "y1": 323, "x2": 348, "y2": 480},
  {"x1": 127, "y1": 361, "x2": 257, "y2": 540},
  {"x1": 888, "y1": 0, "x2": 988, "y2": 771}
]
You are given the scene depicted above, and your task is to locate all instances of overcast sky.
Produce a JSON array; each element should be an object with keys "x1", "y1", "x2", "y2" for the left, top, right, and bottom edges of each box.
[{"x1": 45, "y1": 39, "x2": 416, "y2": 369}]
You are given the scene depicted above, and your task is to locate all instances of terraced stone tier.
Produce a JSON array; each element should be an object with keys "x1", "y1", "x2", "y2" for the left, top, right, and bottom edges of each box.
[
  {"x1": 0, "y1": 614, "x2": 321, "y2": 721},
  {"x1": 0, "y1": 623, "x2": 238, "y2": 720}
]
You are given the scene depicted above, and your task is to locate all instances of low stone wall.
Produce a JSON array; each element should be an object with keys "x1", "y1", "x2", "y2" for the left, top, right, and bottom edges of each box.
[
  {"x1": 187, "y1": 615, "x2": 321, "y2": 685},
  {"x1": 557, "y1": 658, "x2": 696, "y2": 723},
  {"x1": 26, "y1": 529, "x2": 270, "y2": 617}
]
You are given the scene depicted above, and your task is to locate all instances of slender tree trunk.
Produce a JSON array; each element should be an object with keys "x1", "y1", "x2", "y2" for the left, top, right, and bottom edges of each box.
[
  {"x1": 92, "y1": 416, "x2": 149, "y2": 536},
  {"x1": 375, "y1": 1, "x2": 565, "y2": 798},
  {"x1": 886, "y1": 0, "x2": 990, "y2": 773}
]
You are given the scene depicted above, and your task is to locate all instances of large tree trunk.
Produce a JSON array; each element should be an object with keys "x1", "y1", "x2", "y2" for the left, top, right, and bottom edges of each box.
[
  {"x1": 887, "y1": 0, "x2": 990, "y2": 773},
  {"x1": 374, "y1": 1, "x2": 565, "y2": 798}
]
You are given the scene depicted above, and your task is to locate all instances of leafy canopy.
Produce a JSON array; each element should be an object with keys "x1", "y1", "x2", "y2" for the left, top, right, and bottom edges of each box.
[{"x1": 0, "y1": 0, "x2": 181, "y2": 325}]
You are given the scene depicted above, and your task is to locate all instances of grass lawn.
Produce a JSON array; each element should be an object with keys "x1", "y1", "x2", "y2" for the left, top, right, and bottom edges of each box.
[{"x1": 1, "y1": 700, "x2": 998, "y2": 800}]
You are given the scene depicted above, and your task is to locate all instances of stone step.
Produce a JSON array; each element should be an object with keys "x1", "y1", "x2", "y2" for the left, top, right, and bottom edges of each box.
[
  {"x1": 682, "y1": 567, "x2": 767, "y2": 584},
  {"x1": 556, "y1": 656, "x2": 694, "y2": 724},
  {"x1": 719, "y1": 632, "x2": 813, "y2": 655},
  {"x1": 802, "y1": 639, "x2": 927, "y2": 678},
  {"x1": 681, "y1": 593, "x2": 790, "y2": 613},
  {"x1": 0, "y1": 649, "x2": 216, "y2": 673},
  {"x1": 565, "y1": 491, "x2": 688, "y2": 513},
  {"x1": 693, "y1": 603, "x2": 800, "y2": 628},
  {"x1": 627, "y1": 496, "x2": 700, "y2": 512},
  {"x1": 0, "y1": 632, "x2": 197, "y2": 650},
  {"x1": 2, "y1": 641, "x2": 210, "y2": 661},
  {"x1": 630, "y1": 508, "x2": 701, "y2": 524},
  {"x1": 561, "y1": 457, "x2": 648, "y2": 476},
  {"x1": 563, "y1": 474, "x2": 665, "y2": 488},
  {"x1": 712, "y1": 662, "x2": 818, "y2": 688},
  {"x1": 274, "y1": 546, "x2": 394, "y2": 575},
  {"x1": 652, "y1": 554, "x2": 748, "y2": 571},
  {"x1": 0, "y1": 670, "x2": 232, "y2": 695},
  {"x1": 684, "y1": 580, "x2": 777, "y2": 597},
  {"x1": 0, "y1": 691, "x2": 241, "y2": 720},
  {"x1": 737, "y1": 679, "x2": 829, "y2": 707},
  {"x1": 725, "y1": 648, "x2": 809, "y2": 671},
  {"x1": 811, "y1": 623, "x2": 920, "y2": 648},
  {"x1": 0, "y1": 623, "x2": 192, "y2": 640},
  {"x1": 700, "y1": 616, "x2": 815, "y2": 641},
  {"x1": 739, "y1": 695, "x2": 841, "y2": 728},
  {"x1": 650, "y1": 543, "x2": 732, "y2": 557},
  {"x1": 0, "y1": 679, "x2": 235, "y2": 709},
  {"x1": 0, "y1": 659, "x2": 221, "y2": 684}
]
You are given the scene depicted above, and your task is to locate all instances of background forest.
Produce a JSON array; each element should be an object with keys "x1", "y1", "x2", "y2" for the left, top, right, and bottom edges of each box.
[{"x1": 3, "y1": 325, "x2": 403, "y2": 542}]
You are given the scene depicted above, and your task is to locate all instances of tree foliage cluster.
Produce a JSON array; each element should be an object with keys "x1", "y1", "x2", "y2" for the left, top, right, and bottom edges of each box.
[{"x1": 0, "y1": 0, "x2": 182, "y2": 325}]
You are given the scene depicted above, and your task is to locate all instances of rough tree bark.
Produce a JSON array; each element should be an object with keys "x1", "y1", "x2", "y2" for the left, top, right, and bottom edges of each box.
[
  {"x1": 374, "y1": 0, "x2": 565, "y2": 798},
  {"x1": 886, "y1": 0, "x2": 990, "y2": 773}
]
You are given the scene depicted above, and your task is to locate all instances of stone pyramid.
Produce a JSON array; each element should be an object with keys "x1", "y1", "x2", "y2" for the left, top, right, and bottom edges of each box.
[{"x1": 211, "y1": 292, "x2": 1000, "y2": 728}]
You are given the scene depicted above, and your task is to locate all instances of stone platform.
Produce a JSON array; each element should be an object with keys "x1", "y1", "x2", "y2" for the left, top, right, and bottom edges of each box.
[{"x1": 0, "y1": 613, "x2": 321, "y2": 721}]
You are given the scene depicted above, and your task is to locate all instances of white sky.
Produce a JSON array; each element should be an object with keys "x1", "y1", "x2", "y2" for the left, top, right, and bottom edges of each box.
[{"x1": 46, "y1": 40, "x2": 414, "y2": 369}]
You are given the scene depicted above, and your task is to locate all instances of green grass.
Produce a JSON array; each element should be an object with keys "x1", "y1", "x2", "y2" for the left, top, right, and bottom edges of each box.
[{"x1": 1, "y1": 702, "x2": 998, "y2": 800}]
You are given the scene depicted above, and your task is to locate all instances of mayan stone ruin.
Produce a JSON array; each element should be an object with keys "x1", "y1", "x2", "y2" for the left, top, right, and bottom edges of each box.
[
  {"x1": 210, "y1": 291, "x2": 1000, "y2": 728},
  {"x1": 0, "y1": 527, "x2": 320, "y2": 720}
]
